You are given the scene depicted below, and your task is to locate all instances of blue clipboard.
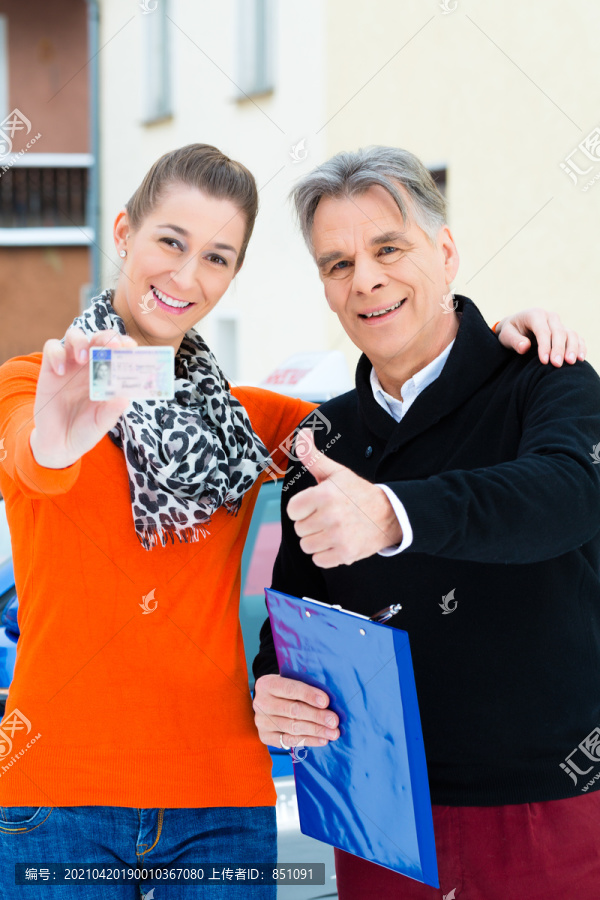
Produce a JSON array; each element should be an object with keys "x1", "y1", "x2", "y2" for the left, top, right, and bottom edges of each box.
[{"x1": 265, "y1": 588, "x2": 439, "y2": 888}]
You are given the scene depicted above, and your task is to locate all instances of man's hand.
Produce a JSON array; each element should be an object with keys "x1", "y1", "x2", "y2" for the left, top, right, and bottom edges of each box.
[
  {"x1": 496, "y1": 308, "x2": 586, "y2": 366},
  {"x1": 286, "y1": 430, "x2": 402, "y2": 568},
  {"x1": 253, "y1": 674, "x2": 340, "y2": 748}
]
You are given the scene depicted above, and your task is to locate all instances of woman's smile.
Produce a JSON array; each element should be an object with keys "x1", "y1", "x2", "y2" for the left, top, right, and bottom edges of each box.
[{"x1": 151, "y1": 284, "x2": 195, "y2": 314}]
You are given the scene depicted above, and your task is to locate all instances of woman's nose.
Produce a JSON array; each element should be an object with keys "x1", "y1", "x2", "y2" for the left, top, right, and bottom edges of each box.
[{"x1": 167, "y1": 259, "x2": 200, "y2": 293}]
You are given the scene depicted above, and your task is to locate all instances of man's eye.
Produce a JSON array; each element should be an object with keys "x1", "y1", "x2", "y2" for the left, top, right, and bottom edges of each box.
[
  {"x1": 331, "y1": 260, "x2": 351, "y2": 272},
  {"x1": 380, "y1": 246, "x2": 400, "y2": 255}
]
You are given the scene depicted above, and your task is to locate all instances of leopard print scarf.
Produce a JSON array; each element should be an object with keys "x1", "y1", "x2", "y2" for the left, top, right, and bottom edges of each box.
[{"x1": 68, "y1": 290, "x2": 272, "y2": 550}]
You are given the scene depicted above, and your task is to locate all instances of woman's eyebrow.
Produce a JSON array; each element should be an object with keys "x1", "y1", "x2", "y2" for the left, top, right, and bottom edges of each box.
[
  {"x1": 157, "y1": 223, "x2": 189, "y2": 236},
  {"x1": 156, "y1": 224, "x2": 236, "y2": 254}
]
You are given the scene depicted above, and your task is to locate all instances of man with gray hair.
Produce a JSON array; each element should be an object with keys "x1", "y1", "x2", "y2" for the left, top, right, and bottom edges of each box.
[{"x1": 253, "y1": 146, "x2": 600, "y2": 898}]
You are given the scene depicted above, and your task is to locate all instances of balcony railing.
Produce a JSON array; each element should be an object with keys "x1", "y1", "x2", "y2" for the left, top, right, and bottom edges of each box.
[
  {"x1": 0, "y1": 153, "x2": 93, "y2": 245},
  {"x1": 0, "y1": 166, "x2": 88, "y2": 227}
]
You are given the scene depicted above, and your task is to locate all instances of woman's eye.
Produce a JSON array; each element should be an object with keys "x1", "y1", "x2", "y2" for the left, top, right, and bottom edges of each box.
[
  {"x1": 380, "y1": 246, "x2": 400, "y2": 256},
  {"x1": 160, "y1": 237, "x2": 182, "y2": 250},
  {"x1": 207, "y1": 254, "x2": 227, "y2": 266}
]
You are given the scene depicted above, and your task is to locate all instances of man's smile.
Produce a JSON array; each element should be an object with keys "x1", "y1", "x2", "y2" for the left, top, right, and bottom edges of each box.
[{"x1": 358, "y1": 297, "x2": 406, "y2": 320}]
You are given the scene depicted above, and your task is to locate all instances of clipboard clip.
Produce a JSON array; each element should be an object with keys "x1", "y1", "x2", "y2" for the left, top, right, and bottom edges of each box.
[{"x1": 370, "y1": 603, "x2": 402, "y2": 624}]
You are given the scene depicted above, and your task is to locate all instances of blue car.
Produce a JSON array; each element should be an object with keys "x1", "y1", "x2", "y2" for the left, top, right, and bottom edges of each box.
[{"x1": 0, "y1": 504, "x2": 16, "y2": 712}]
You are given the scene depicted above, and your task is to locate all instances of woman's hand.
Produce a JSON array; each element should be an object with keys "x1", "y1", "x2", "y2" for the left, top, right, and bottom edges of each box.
[
  {"x1": 253, "y1": 674, "x2": 340, "y2": 749},
  {"x1": 496, "y1": 308, "x2": 586, "y2": 366},
  {"x1": 30, "y1": 327, "x2": 137, "y2": 469}
]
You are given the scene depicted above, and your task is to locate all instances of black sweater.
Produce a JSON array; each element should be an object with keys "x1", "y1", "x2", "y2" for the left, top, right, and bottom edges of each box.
[{"x1": 253, "y1": 296, "x2": 600, "y2": 806}]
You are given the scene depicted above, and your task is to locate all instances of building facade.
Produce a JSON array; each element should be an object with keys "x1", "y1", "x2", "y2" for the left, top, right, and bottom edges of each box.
[
  {"x1": 96, "y1": 0, "x2": 600, "y2": 382},
  {"x1": 0, "y1": 0, "x2": 94, "y2": 366}
]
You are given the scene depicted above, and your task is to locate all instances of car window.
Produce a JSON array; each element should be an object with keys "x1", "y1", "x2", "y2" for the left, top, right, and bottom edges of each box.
[{"x1": 240, "y1": 480, "x2": 283, "y2": 688}]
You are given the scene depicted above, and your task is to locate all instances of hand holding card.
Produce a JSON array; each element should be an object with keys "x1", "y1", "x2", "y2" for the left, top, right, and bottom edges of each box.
[{"x1": 30, "y1": 327, "x2": 140, "y2": 469}]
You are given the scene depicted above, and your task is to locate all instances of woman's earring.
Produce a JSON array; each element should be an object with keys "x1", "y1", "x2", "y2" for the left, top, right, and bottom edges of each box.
[{"x1": 120, "y1": 249, "x2": 127, "y2": 258}]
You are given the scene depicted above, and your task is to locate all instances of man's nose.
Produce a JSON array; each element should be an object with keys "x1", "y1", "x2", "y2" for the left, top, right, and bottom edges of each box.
[{"x1": 352, "y1": 256, "x2": 388, "y2": 294}]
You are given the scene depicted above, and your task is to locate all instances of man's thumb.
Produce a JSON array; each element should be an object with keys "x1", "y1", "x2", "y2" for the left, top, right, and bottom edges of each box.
[{"x1": 294, "y1": 428, "x2": 339, "y2": 483}]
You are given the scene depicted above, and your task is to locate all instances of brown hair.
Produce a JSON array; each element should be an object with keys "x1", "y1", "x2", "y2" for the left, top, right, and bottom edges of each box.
[{"x1": 125, "y1": 143, "x2": 258, "y2": 271}]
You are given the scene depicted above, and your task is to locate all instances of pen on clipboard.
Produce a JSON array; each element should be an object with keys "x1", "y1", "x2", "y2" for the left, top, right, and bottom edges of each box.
[
  {"x1": 324, "y1": 599, "x2": 402, "y2": 623},
  {"x1": 369, "y1": 603, "x2": 402, "y2": 623}
]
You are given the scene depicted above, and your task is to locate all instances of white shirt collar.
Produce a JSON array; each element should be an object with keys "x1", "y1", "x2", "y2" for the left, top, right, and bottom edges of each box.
[{"x1": 370, "y1": 339, "x2": 455, "y2": 423}]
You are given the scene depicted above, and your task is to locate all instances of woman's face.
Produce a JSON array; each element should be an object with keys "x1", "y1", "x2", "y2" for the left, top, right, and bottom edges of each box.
[
  {"x1": 112, "y1": 183, "x2": 247, "y2": 350},
  {"x1": 95, "y1": 361, "x2": 110, "y2": 382}
]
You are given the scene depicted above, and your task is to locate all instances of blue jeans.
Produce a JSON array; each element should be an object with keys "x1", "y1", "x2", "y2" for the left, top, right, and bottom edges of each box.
[{"x1": 0, "y1": 805, "x2": 277, "y2": 898}]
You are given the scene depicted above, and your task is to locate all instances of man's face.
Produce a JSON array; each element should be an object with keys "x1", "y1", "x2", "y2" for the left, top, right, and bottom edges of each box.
[{"x1": 312, "y1": 184, "x2": 460, "y2": 377}]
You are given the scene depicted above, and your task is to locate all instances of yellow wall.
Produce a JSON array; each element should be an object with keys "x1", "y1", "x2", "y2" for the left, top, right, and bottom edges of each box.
[{"x1": 322, "y1": 0, "x2": 600, "y2": 367}]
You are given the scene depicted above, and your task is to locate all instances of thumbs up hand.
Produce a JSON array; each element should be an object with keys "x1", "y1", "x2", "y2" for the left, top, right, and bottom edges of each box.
[{"x1": 286, "y1": 429, "x2": 403, "y2": 568}]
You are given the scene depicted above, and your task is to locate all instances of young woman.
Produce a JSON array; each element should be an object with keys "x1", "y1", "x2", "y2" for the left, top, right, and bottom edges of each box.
[{"x1": 0, "y1": 143, "x2": 584, "y2": 899}]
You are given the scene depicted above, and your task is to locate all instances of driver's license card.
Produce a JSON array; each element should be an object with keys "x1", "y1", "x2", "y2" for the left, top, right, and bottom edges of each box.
[{"x1": 89, "y1": 346, "x2": 175, "y2": 400}]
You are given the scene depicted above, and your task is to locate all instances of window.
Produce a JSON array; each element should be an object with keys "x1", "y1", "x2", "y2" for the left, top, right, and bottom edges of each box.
[
  {"x1": 0, "y1": 154, "x2": 93, "y2": 246},
  {"x1": 0, "y1": 165, "x2": 88, "y2": 227},
  {"x1": 142, "y1": 1, "x2": 172, "y2": 124},
  {"x1": 236, "y1": 0, "x2": 275, "y2": 98},
  {"x1": 0, "y1": 16, "x2": 7, "y2": 123},
  {"x1": 430, "y1": 167, "x2": 447, "y2": 196},
  {"x1": 215, "y1": 314, "x2": 239, "y2": 382},
  {"x1": 240, "y1": 480, "x2": 282, "y2": 687}
]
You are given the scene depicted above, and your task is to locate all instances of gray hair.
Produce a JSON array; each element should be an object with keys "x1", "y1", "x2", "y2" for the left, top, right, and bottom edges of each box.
[{"x1": 291, "y1": 146, "x2": 447, "y2": 255}]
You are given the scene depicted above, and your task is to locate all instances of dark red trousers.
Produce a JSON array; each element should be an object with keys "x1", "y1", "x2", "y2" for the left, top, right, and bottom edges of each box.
[{"x1": 334, "y1": 790, "x2": 600, "y2": 900}]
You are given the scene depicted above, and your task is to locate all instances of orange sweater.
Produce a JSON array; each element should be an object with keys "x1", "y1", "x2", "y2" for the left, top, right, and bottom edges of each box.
[{"x1": 0, "y1": 353, "x2": 315, "y2": 808}]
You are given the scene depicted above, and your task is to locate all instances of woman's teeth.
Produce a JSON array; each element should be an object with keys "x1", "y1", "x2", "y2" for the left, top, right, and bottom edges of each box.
[
  {"x1": 362, "y1": 298, "x2": 405, "y2": 318},
  {"x1": 152, "y1": 287, "x2": 191, "y2": 309}
]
